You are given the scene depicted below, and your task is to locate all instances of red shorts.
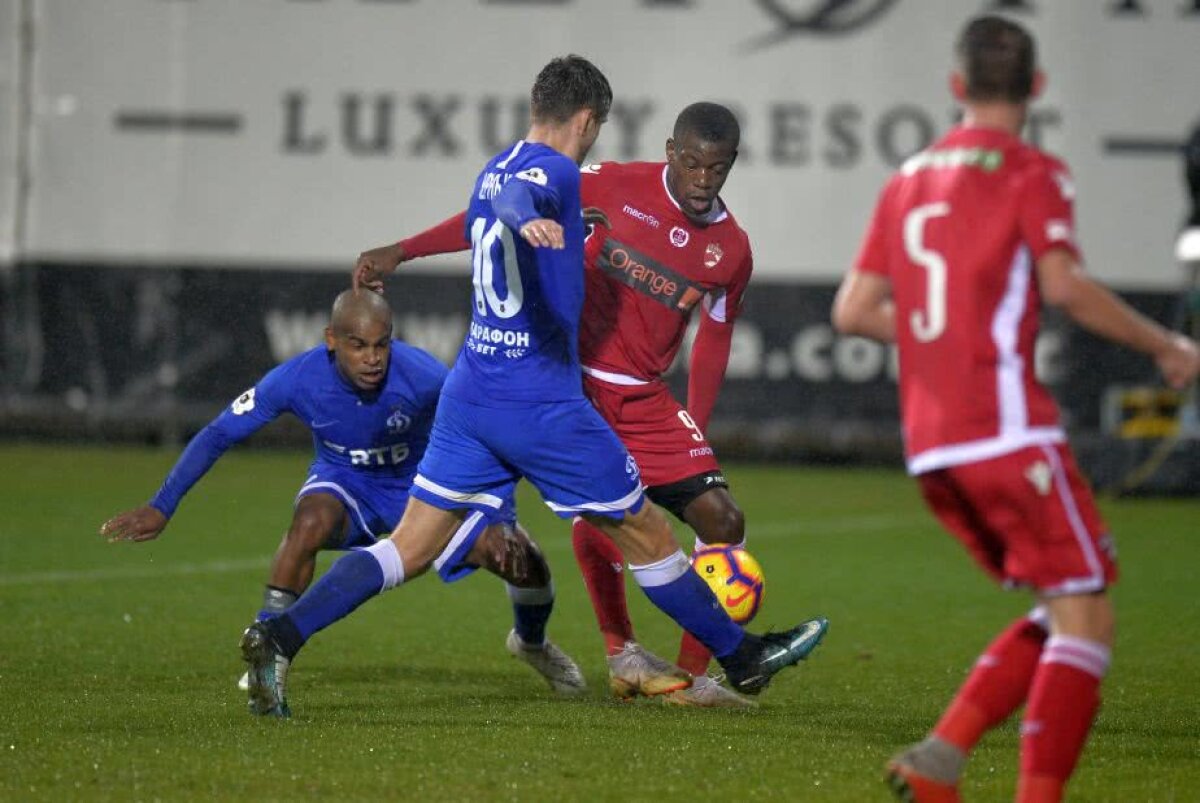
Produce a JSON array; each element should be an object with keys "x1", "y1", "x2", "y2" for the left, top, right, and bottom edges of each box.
[
  {"x1": 583, "y1": 375, "x2": 721, "y2": 488},
  {"x1": 917, "y1": 443, "x2": 1118, "y2": 595}
]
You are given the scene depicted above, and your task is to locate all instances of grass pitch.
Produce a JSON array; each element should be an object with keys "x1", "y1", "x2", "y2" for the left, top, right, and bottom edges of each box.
[{"x1": 0, "y1": 444, "x2": 1197, "y2": 801}]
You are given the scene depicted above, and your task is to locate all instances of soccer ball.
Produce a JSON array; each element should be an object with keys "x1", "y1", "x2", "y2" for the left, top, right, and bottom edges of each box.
[{"x1": 690, "y1": 543, "x2": 765, "y2": 624}]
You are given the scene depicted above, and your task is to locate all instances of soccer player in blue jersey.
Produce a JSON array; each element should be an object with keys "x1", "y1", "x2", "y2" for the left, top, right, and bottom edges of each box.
[
  {"x1": 101, "y1": 290, "x2": 585, "y2": 698},
  {"x1": 240, "y1": 55, "x2": 828, "y2": 718}
]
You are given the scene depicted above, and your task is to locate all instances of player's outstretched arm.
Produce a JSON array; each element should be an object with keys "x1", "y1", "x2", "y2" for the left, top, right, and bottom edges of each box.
[
  {"x1": 352, "y1": 212, "x2": 472, "y2": 292},
  {"x1": 1036, "y1": 250, "x2": 1200, "y2": 389},
  {"x1": 832, "y1": 268, "x2": 896, "y2": 343},
  {"x1": 100, "y1": 505, "x2": 169, "y2": 543}
]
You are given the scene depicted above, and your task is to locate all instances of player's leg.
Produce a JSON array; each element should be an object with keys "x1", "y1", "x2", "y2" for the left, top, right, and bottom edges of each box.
[
  {"x1": 888, "y1": 446, "x2": 1116, "y2": 802},
  {"x1": 583, "y1": 501, "x2": 827, "y2": 696},
  {"x1": 671, "y1": 483, "x2": 744, "y2": 677},
  {"x1": 573, "y1": 379, "x2": 738, "y2": 698},
  {"x1": 571, "y1": 379, "x2": 640, "y2": 658},
  {"x1": 1017, "y1": 592, "x2": 1112, "y2": 803},
  {"x1": 240, "y1": 498, "x2": 465, "y2": 717},
  {"x1": 258, "y1": 492, "x2": 350, "y2": 621},
  {"x1": 1015, "y1": 446, "x2": 1117, "y2": 803},
  {"x1": 462, "y1": 521, "x2": 587, "y2": 695}
]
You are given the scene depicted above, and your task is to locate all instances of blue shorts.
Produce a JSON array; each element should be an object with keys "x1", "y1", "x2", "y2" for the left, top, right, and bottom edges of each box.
[
  {"x1": 297, "y1": 462, "x2": 516, "y2": 582},
  {"x1": 411, "y1": 395, "x2": 645, "y2": 520}
]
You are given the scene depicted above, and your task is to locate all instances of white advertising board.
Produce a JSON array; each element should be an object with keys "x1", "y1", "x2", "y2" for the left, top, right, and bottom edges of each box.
[{"x1": 16, "y1": 0, "x2": 1200, "y2": 287}]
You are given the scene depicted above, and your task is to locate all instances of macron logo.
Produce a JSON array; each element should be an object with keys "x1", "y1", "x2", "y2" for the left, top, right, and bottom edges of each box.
[{"x1": 623, "y1": 204, "x2": 660, "y2": 229}]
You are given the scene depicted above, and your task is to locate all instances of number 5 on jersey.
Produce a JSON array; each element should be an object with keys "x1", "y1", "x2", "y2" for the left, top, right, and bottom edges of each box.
[
  {"x1": 903, "y1": 202, "x2": 950, "y2": 343},
  {"x1": 471, "y1": 217, "x2": 525, "y2": 319}
]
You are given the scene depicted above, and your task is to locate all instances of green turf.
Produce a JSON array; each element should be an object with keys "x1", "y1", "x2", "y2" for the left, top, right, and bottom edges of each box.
[{"x1": 0, "y1": 444, "x2": 1197, "y2": 801}]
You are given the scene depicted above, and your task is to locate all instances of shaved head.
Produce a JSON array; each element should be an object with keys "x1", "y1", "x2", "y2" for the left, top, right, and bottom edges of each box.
[
  {"x1": 326, "y1": 290, "x2": 394, "y2": 391},
  {"x1": 330, "y1": 289, "x2": 392, "y2": 335}
]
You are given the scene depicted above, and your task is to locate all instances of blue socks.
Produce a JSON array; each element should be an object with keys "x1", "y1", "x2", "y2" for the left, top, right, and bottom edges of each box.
[
  {"x1": 630, "y1": 551, "x2": 744, "y2": 659},
  {"x1": 267, "y1": 548, "x2": 388, "y2": 659},
  {"x1": 507, "y1": 582, "x2": 555, "y2": 646}
]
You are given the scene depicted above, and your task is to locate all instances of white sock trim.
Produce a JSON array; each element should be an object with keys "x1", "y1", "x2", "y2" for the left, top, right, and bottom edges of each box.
[
  {"x1": 507, "y1": 580, "x2": 555, "y2": 606},
  {"x1": 1042, "y1": 635, "x2": 1111, "y2": 679},
  {"x1": 629, "y1": 550, "x2": 690, "y2": 588},
  {"x1": 365, "y1": 538, "x2": 405, "y2": 591}
]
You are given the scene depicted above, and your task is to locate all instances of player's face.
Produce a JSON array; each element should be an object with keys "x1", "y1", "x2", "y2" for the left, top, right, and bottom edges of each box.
[
  {"x1": 328, "y1": 318, "x2": 392, "y2": 391},
  {"x1": 665, "y1": 133, "x2": 736, "y2": 222}
]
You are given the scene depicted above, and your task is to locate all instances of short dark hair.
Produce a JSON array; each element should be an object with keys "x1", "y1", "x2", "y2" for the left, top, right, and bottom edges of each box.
[
  {"x1": 956, "y1": 15, "x2": 1036, "y2": 103},
  {"x1": 530, "y1": 55, "x2": 612, "y2": 125},
  {"x1": 672, "y1": 102, "x2": 741, "y2": 150}
]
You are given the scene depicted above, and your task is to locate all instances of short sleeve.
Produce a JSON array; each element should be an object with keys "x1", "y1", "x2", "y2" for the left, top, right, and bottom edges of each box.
[
  {"x1": 704, "y1": 243, "x2": 753, "y2": 324},
  {"x1": 1018, "y1": 159, "x2": 1082, "y2": 262}
]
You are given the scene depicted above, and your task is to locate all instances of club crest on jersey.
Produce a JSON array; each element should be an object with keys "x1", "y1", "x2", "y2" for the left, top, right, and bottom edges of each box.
[
  {"x1": 1025, "y1": 460, "x2": 1053, "y2": 496},
  {"x1": 231, "y1": 388, "x2": 256, "y2": 415},
  {"x1": 669, "y1": 226, "x2": 689, "y2": 248},
  {"x1": 515, "y1": 167, "x2": 548, "y2": 186},
  {"x1": 704, "y1": 242, "x2": 724, "y2": 268},
  {"x1": 625, "y1": 454, "x2": 641, "y2": 481},
  {"x1": 386, "y1": 409, "x2": 412, "y2": 434}
]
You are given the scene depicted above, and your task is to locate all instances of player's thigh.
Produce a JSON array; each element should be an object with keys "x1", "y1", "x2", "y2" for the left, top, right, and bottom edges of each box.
[
  {"x1": 917, "y1": 469, "x2": 1009, "y2": 583},
  {"x1": 583, "y1": 499, "x2": 677, "y2": 566},
  {"x1": 942, "y1": 444, "x2": 1116, "y2": 593}
]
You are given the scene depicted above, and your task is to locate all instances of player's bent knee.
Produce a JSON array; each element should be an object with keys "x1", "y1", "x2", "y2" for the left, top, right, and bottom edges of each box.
[{"x1": 705, "y1": 505, "x2": 745, "y2": 544}]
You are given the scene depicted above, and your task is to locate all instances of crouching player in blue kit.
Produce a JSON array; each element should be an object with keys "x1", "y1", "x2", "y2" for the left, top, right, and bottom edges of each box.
[
  {"x1": 240, "y1": 55, "x2": 828, "y2": 718},
  {"x1": 101, "y1": 290, "x2": 585, "y2": 703}
]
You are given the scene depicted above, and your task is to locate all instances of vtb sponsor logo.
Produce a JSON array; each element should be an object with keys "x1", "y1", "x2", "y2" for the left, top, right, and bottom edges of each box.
[{"x1": 598, "y1": 238, "x2": 706, "y2": 313}]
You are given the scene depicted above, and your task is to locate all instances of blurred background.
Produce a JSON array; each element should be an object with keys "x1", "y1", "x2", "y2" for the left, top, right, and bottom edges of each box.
[{"x1": 1, "y1": 0, "x2": 1197, "y2": 492}]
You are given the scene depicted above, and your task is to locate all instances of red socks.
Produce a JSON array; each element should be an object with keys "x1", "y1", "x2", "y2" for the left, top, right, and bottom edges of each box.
[
  {"x1": 1017, "y1": 636, "x2": 1109, "y2": 803},
  {"x1": 930, "y1": 620, "x2": 1107, "y2": 801},
  {"x1": 933, "y1": 617, "x2": 1048, "y2": 752},
  {"x1": 675, "y1": 630, "x2": 713, "y2": 676},
  {"x1": 571, "y1": 519, "x2": 634, "y2": 655}
]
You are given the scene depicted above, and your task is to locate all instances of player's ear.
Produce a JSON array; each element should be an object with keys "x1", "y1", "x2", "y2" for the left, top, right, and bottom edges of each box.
[
  {"x1": 323, "y1": 326, "x2": 337, "y2": 352},
  {"x1": 949, "y1": 71, "x2": 967, "y2": 102},
  {"x1": 1030, "y1": 69, "x2": 1046, "y2": 101},
  {"x1": 665, "y1": 137, "x2": 676, "y2": 162}
]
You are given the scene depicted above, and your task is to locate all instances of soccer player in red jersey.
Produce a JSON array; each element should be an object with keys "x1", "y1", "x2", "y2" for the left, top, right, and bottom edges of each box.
[
  {"x1": 834, "y1": 16, "x2": 1200, "y2": 803},
  {"x1": 355, "y1": 102, "x2": 827, "y2": 707}
]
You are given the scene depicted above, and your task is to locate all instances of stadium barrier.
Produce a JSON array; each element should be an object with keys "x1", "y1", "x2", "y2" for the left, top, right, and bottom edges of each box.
[{"x1": 2, "y1": 263, "x2": 1195, "y2": 493}]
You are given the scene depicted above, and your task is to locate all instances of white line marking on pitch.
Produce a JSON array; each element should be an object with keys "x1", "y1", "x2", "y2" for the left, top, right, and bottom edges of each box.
[{"x1": 0, "y1": 557, "x2": 271, "y2": 587}]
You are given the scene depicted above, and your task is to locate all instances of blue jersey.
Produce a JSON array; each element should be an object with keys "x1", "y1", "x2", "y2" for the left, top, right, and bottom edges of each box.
[
  {"x1": 442, "y1": 140, "x2": 586, "y2": 404},
  {"x1": 149, "y1": 341, "x2": 446, "y2": 518}
]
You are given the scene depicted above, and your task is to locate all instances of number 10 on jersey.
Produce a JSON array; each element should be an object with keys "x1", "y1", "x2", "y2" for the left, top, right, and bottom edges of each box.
[{"x1": 471, "y1": 217, "x2": 525, "y2": 319}]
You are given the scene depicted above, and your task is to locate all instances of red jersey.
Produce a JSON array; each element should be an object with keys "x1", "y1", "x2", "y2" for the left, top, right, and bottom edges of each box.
[
  {"x1": 577, "y1": 161, "x2": 753, "y2": 383},
  {"x1": 855, "y1": 126, "x2": 1078, "y2": 474}
]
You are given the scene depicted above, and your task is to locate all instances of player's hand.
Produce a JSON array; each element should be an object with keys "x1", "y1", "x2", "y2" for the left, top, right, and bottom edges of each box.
[
  {"x1": 352, "y1": 242, "x2": 406, "y2": 293},
  {"x1": 484, "y1": 524, "x2": 529, "y2": 581},
  {"x1": 519, "y1": 218, "x2": 564, "y2": 250},
  {"x1": 100, "y1": 505, "x2": 169, "y2": 543},
  {"x1": 1157, "y1": 333, "x2": 1200, "y2": 389}
]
